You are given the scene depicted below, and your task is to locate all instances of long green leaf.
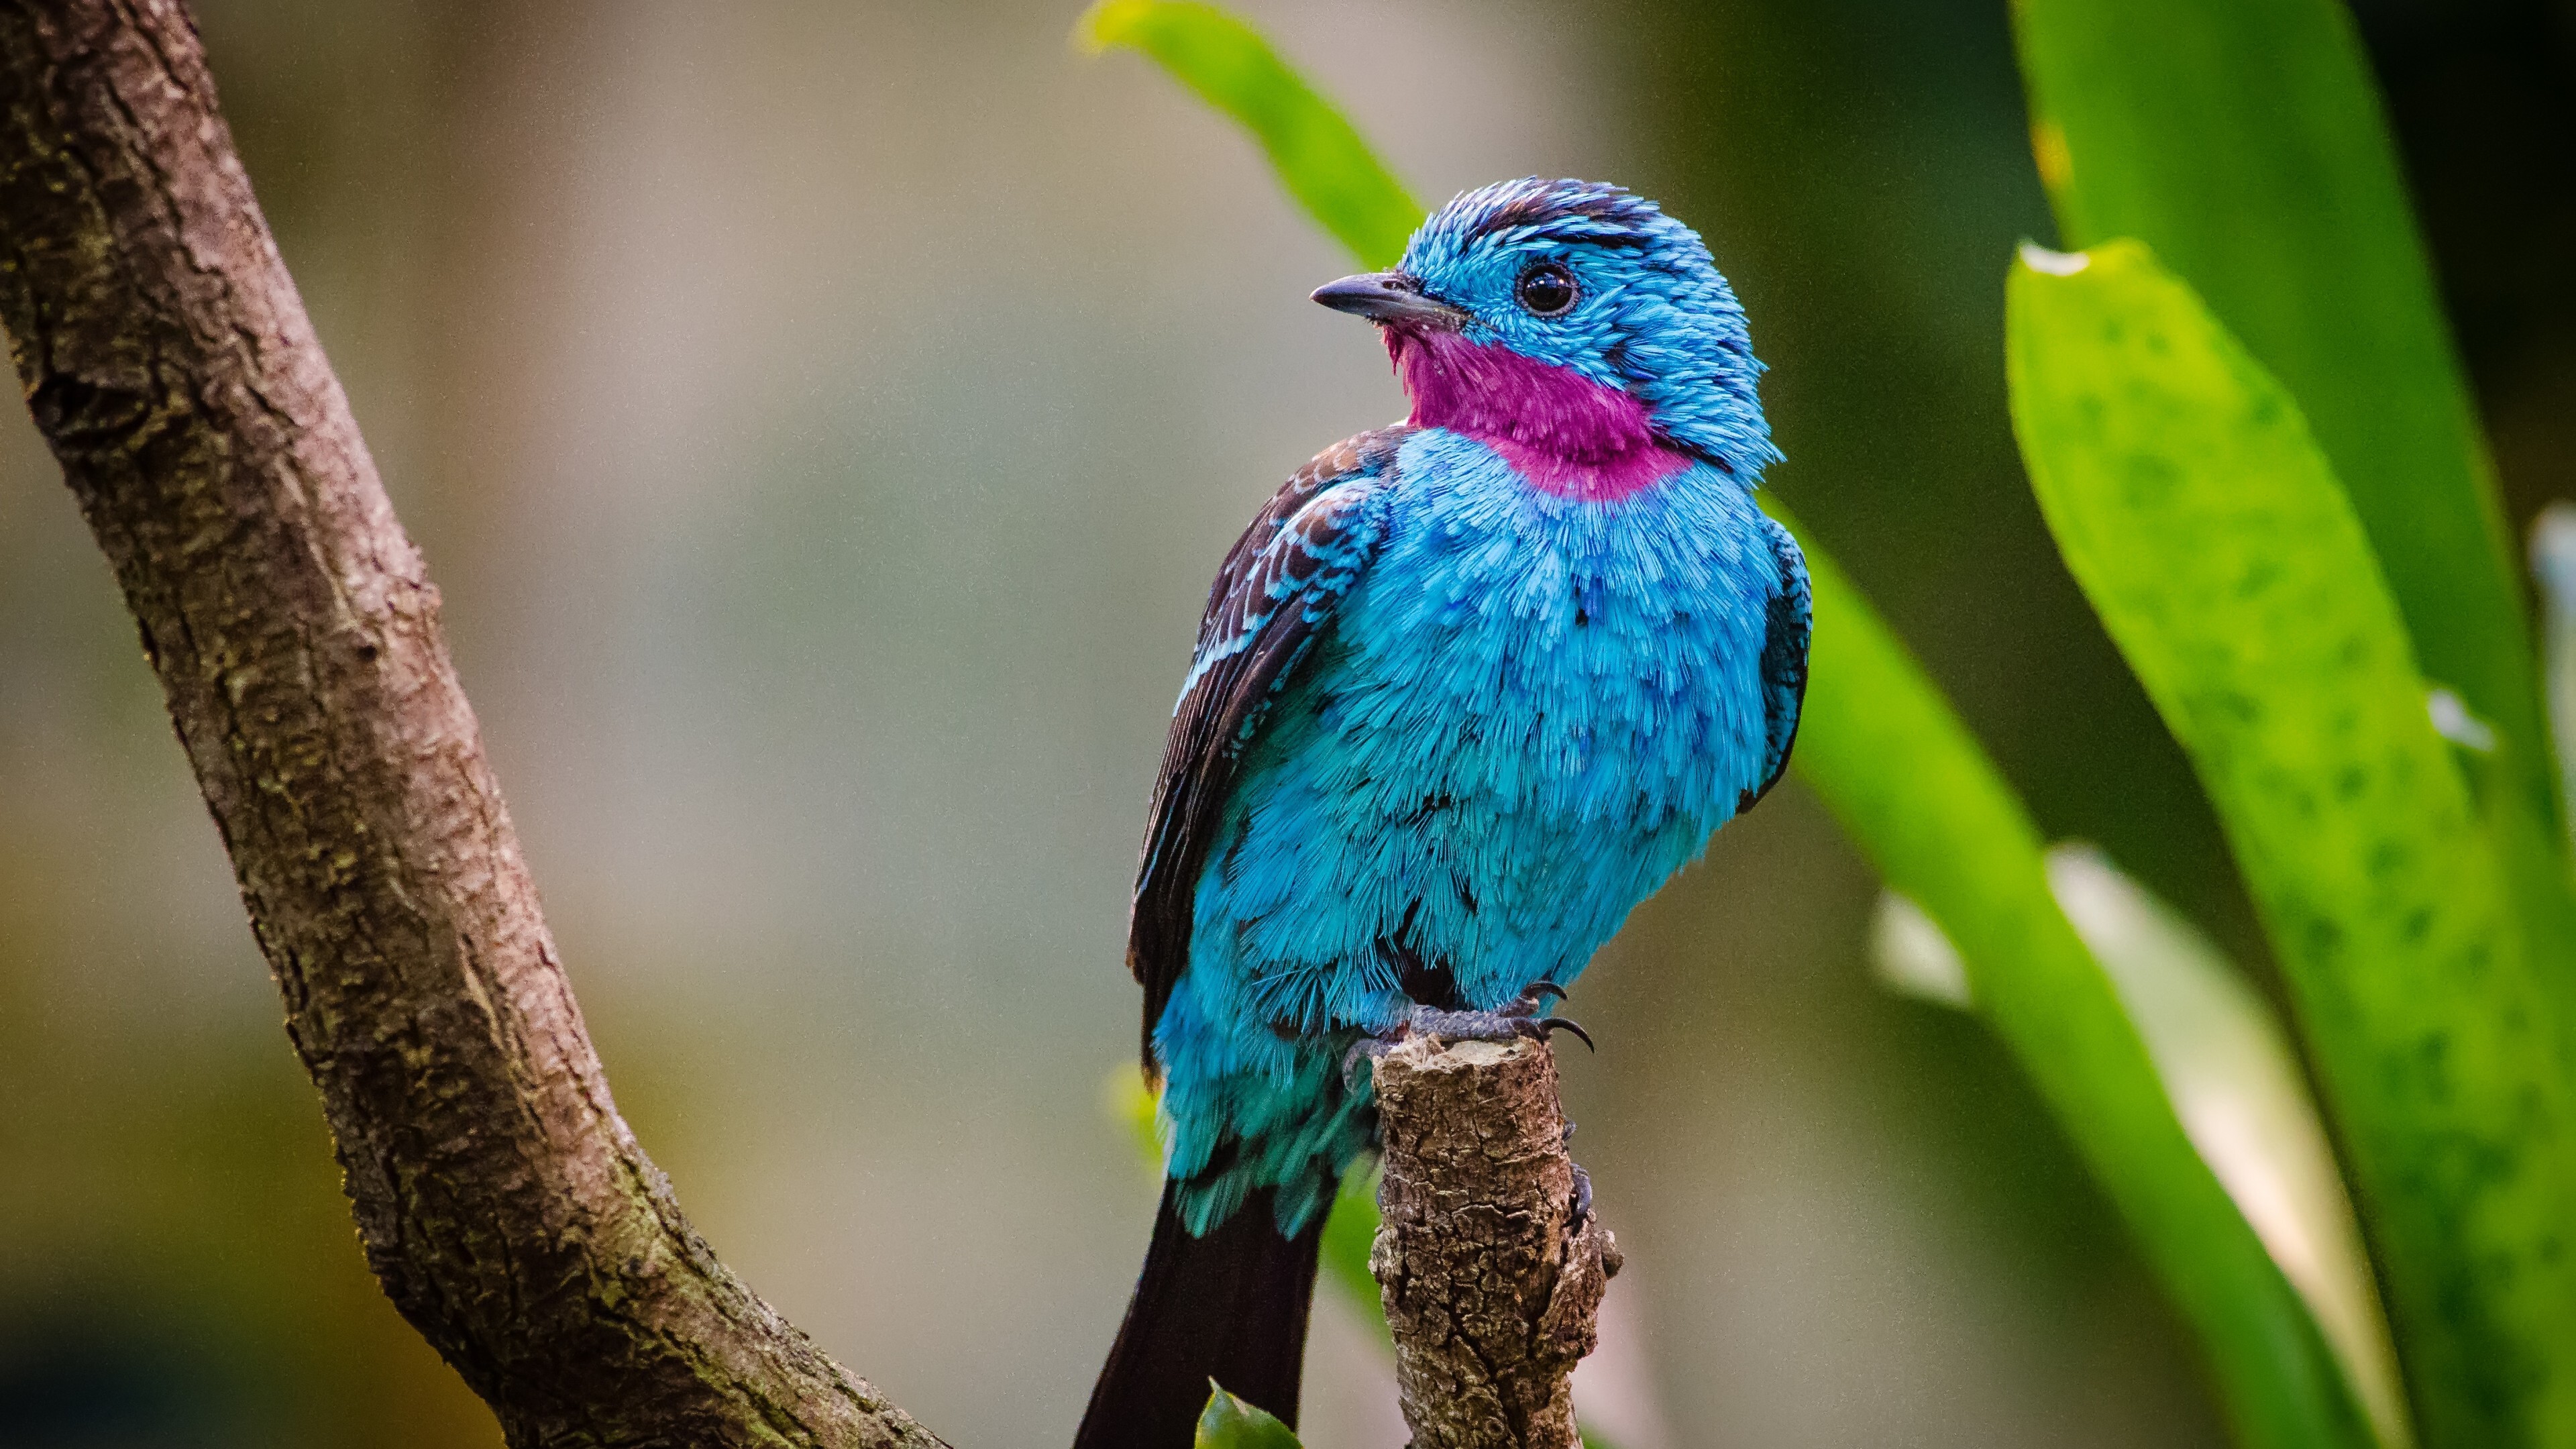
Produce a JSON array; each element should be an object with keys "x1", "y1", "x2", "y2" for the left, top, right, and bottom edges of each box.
[
  {"x1": 1083, "y1": 9, "x2": 2378, "y2": 1446},
  {"x1": 1873, "y1": 844, "x2": 2414, "y2": 1449},
  {"x1": 2008, "y1": 239, "x2": 2576, "y2": 1449},
  {"x1": 1077, "y1": 1, "x2": 1419, "y2": 269},
  {"x1": 2045, "y1": 847, "x2": 2411, "y2": 1449},
  {"x1": 1788, "y1": 505, "x2": 2373, "y2": 1449},
  {"x1": 2008, "y1": 0, "x2": 2554, "y2": 843}
]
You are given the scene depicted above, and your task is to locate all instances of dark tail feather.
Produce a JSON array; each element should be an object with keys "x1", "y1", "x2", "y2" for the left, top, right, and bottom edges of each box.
[{"x1": 1074, "y1": 1181, "x2": 1325, "y2": 1449}]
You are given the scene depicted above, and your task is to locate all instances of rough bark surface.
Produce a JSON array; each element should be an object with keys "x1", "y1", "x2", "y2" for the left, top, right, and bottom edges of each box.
[
  {"x1": 0, "y1": 3, "x2": 947, "y2": 1445},
  {"x1": 1372, "y1": 1036, "x2": 1621, "y2": 1449}
]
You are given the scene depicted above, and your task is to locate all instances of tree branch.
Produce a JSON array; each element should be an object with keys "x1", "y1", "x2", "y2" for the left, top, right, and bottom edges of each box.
[
  {"x1": 0, "y1": 3, "x2": 945, "y2": 1444},
  {"x1": 1372, "y1": 1035, "x2": 1621, "y2": 1449}
]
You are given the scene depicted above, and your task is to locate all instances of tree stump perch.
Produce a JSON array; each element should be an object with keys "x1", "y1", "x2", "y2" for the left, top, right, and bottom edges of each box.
[{"x1": 1373, "y1": 1035, "x2": 1622, "y2": 1449}]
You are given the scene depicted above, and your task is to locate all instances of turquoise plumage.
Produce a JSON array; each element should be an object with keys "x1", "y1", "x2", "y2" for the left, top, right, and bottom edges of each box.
[{"x1": 1079, "y1": 178, "x2": 1808, "y2": 1449}]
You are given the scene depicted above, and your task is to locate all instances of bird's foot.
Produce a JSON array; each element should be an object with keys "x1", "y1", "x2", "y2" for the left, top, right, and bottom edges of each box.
[
  {"x1": 1397, "y1": 1003, "x2": 1593, "y2": 1049},
  {"x1": 1394, "y1": 984, "x2": 1595, "y2": 1051},
  {"x1": 1342, "y1": 985, "x2": 1594, "y2": 1090}
]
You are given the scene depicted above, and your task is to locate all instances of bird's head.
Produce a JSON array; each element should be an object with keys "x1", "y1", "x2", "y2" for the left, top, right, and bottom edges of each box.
[{"x1": 1312, "y1": 178, "x2": 1776, "y2": 493}]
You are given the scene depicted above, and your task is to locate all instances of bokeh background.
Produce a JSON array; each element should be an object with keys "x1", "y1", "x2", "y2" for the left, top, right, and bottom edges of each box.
[{"x1": 2, "y1": 1, "x2": 2569, "y2": 1446}]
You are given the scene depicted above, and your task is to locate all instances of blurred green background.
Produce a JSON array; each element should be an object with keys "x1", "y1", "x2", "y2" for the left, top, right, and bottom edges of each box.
[{"x1": 1, "y1": 1, "x2": 2568, "y2": 1446}]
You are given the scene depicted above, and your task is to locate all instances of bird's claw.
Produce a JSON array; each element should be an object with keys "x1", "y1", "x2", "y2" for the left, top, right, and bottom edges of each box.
[
  {"x1": 1502, "y1": 980, "x2": 1570, "y2": 1017},
  {"x1": 1534, "y1": 1016, "x2": 1595, "y2": 1052},
  {"x1": 1504, "y1": 974, "x2": 1566, "y2": 1010},
  {"x1": 1499, "y1": 982, "x2": 1591, "y2": 1049}
]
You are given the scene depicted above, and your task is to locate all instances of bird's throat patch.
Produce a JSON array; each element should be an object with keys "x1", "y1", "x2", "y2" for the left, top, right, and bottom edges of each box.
[{"x1": 1391, "y1": 330, "x2": 1693, "y2": 502}]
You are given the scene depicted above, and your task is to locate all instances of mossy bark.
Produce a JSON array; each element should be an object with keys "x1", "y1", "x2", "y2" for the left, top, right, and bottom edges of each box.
[{"x1": 0, "y1": 3, "x2": 946, "y2": 1445}]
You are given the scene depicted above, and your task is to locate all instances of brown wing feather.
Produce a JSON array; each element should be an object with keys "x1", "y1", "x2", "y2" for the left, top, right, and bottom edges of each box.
[{"x1": 1128, "y1": 426, "x2": 1413, "y2": 1077}]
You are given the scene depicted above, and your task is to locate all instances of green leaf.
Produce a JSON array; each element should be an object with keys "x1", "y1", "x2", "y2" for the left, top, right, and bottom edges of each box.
[
  {"x1": 1316, "y1": 1164, "x2": 1387, "y2": 1342},
  {"x1": 2008, "y1": 239, "x2": 2576, "y2": 1449},
  {"x1": 1873, "y1": 843, "x2": 2416, "y2": 1449},
  {"x1": 1106, "y1": 1060, "x2": 1163, "y2": 1169},
  {"x1": 1784, "y1": 500, "x2": 2374, "y2": 1449},
  {"x1": 2045, "y1": 847, "x2": 2412, "y2": 1449},
  {"x1": 1076, "y1": 1, "x2": 1420, "y2": 269},
  {"x1": 2008, "y1": 0, "x2": 2553, "y2": 846},
  {"x1": 1196, "y1": 1383, "x2": 1302, "y2": 1449},
  {"x1": 1091, "y1": 10, "x2": 2377, "y2": 1446}
]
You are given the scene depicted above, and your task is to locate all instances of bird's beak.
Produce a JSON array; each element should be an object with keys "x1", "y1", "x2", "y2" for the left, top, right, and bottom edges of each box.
[{"x1": 1310, "y1": 271, "x2": 1469, "y2": 330}]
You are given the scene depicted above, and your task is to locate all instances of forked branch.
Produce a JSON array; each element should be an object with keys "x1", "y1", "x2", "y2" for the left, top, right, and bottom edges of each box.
[{"x1": 0, "y1": 2, "x2": 943, "y2": 1444}]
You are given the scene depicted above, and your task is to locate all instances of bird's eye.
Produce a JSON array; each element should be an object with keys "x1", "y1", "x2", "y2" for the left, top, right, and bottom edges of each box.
[{"x1": 1515, "y1": 262, "x2": 1578, "y2": 317}]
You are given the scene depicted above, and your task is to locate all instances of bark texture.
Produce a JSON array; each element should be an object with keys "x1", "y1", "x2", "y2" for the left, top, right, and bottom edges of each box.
[
  {"x1": 0, "y1": 3, "x2": 947, "y2": 1445},
  {"x1": 1372, "y1": 1036, "x2": 1621, "y2": 1449}
]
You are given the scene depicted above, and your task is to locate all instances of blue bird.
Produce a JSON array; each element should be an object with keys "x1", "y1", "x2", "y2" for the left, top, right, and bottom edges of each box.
[{"x1": 1077, "y1": 178, "x2": 1809, "y2": 1448}]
